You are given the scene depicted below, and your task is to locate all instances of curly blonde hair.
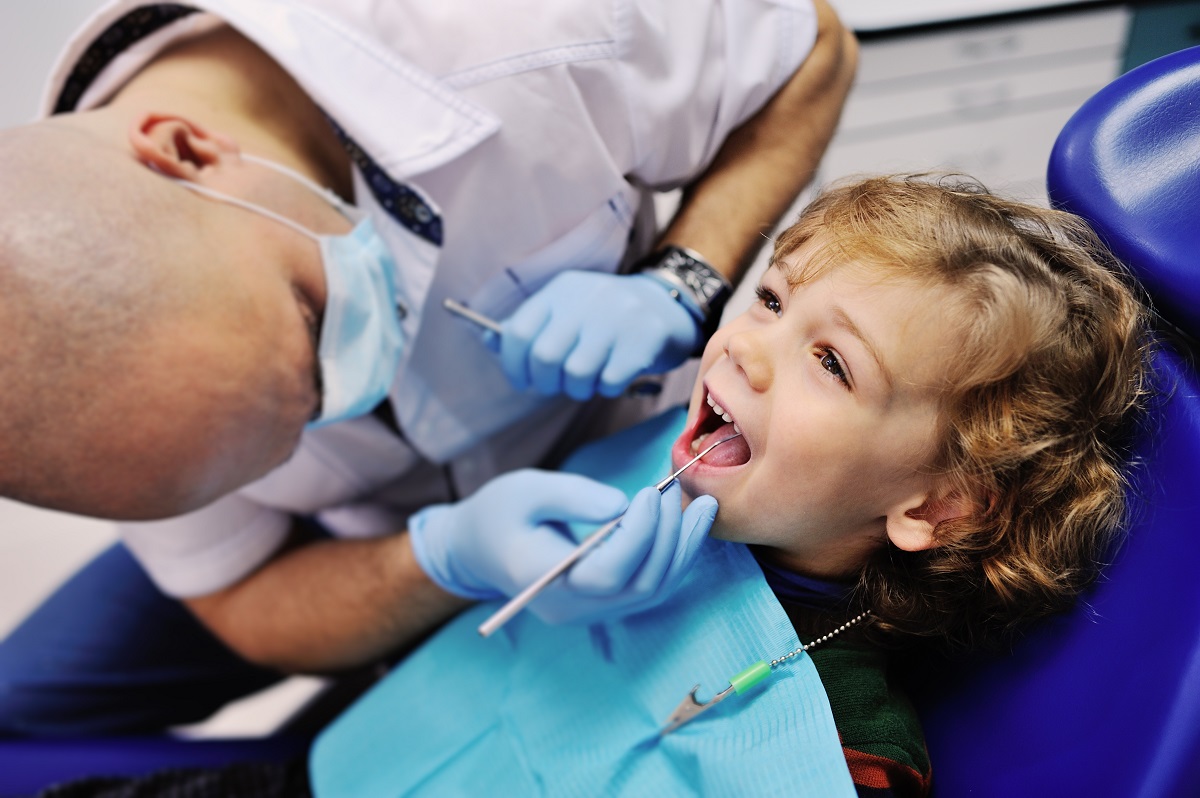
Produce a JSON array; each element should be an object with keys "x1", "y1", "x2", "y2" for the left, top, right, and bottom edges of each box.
[{"x1": 774, "y1": 174, "x2": 1153, "y2": 651}]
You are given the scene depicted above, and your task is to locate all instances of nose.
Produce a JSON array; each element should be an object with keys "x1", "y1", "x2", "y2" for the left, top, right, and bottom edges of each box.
[{"x1": 724, "y1": 325, "x2": 773, "y2": 392}]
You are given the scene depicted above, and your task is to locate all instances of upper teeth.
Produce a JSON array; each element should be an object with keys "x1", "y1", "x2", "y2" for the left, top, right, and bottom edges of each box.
[{"x1": 706, "y1": 393, "x2": 734, "y2": 425}]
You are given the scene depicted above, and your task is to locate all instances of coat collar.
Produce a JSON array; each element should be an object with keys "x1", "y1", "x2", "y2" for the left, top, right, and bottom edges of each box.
[{"x1": 44, "y1": 0, "x2": 499, "y2": 180}]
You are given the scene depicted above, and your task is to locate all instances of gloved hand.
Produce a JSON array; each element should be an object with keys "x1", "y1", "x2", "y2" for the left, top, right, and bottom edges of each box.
[
  {"x1": 497, "y1": 271, "x2": 701, "y2": 400},
  {"x1": 409, "y1": 469, "x2": 718, "y2": 625}
]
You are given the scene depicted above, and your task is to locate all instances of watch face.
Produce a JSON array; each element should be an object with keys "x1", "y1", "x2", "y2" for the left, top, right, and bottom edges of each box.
[
  {"x1": 669, "y1": 253, "x2": 727, "y2": 304},
  {"x1": 643, "y1": 247, "x2": 731, "y2": 319},
  {"x1": 680, "y1": 266, "x2": 707, "y2": 296}
]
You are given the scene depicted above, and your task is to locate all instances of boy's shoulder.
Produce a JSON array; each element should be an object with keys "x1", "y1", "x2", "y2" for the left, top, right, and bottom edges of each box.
[{"x1": 808, "y1": 640, "x2": 932, "y2": 798}]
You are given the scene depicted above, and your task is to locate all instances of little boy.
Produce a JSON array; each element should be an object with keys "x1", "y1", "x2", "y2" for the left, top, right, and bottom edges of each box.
[
  {"x1": 306, "y1": 174, "x2": 1150, "y2": 797},
  {"x1": 687, "y1": 173, "x2": 1149, "y2": 653}
]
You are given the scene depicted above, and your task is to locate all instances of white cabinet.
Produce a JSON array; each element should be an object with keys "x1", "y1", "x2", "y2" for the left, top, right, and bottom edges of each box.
[
  {"x1": 820, "y1": 5, "x2": 1130, "y2": 203},
  {"x1": 828, "y1": 0, "x2": 1100, "y2": 31}
]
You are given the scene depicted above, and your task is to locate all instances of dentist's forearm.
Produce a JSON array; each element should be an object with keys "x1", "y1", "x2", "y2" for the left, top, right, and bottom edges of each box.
[
  {"x1": 659, "y1": 0, "x2": 858, "y2": 282},
  {"x1": 184, "y1": 529, "x2": 471, "y2": 674}
]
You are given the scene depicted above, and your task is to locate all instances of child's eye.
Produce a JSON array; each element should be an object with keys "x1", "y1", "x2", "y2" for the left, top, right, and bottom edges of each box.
[
  {"x1": 755, "y1": 286, "x2": 782, "y2": 316},
  {"x1": 819, "y1": 348, "x2": 850, "y2": 388}
]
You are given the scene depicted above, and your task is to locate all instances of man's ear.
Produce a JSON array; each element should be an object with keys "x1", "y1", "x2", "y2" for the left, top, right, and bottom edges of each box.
[
  {"x1": 885, "y1": 487, "x2": 975, "y2": 553},
  {"x1": 128, "y1": 113, "x2": 239, "y2": 179}
]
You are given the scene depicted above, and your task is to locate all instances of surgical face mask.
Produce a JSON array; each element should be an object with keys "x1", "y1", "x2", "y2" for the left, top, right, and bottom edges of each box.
[{"x1": 173, "y1": 155, "x2": 404, "y2": 428}]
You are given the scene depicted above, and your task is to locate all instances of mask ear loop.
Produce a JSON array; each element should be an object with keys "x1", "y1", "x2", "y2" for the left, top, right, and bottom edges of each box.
[
  {"x1": 172, "y1": 179, "x2": 323, "y2": 244},
  {"x1": 240, "y1": 153, "x2": 354, "y2": 218}
]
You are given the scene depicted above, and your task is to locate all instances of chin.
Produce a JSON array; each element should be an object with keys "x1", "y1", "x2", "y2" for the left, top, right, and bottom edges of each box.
[{"x1": 703, "y1": 513, "x2": 740, "y2": 542}]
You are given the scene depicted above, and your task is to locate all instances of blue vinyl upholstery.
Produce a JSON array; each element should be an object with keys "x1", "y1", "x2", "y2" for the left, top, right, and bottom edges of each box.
[{"x1": 917, "y1": 45, "x2": 1200, "y2": 798}]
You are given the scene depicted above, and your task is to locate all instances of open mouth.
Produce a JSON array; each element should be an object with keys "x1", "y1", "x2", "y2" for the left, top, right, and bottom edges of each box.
[{"x1": 689, "y1": 391, "x2": 752, "y2": 467}]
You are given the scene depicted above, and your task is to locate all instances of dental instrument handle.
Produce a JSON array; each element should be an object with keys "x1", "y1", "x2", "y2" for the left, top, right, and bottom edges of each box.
[
  {"x1": 477, "y1": 516, "x2": 622, "y2": 638},
  {"x1": 477, "y1": 432, "x2": 742, "y2": 638},
  {"x1": 443, "y1": 298, "x2": 503, "y2": 334}
]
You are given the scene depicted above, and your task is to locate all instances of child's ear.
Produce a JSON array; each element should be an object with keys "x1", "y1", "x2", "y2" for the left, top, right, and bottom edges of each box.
[
  {"x1": 127, "y1": 113, "x2": 240, "y2": 179},
  {"x1": 885, "y1": 488, "x2": 974, "y2": 552}
]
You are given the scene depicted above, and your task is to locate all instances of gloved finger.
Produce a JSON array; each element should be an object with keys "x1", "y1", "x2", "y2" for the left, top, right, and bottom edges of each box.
[
  {"x1": 469, "y1": 472, "x2": 630, "y2": 592},
  {"x1": 510, "y1": 519, "x2": 603, "y2": 580},
  {"x1": 654, "y1": 493, "x2": 717, "y2": 599},
  {"x1": 599, "y1": 492, "x2": 717, "y2": 620},
  {"x1": 562, "y1": 330, "x2": 614, "y2": 401},
  {"x1": 626, "y1": 482, "x2": 685, "y2": 596},
  {"x1": 499, "y1": 299, "x2": 551, "y2": 392},
  {"x1": 597, "y1": 337, "x2": 658, "y2": 398},
  {"x1": 566, "y1": 485, "x2": 660, "y2": 595},
  {"x1": 511, "y1": 471, "x2": 630, "y2": 526},
  {"x1": 480, "y1": 328, "x2": 500, "y2": 354},
  {"x1": 528, "y1": 315, "x2": 581, "y2": 396}
]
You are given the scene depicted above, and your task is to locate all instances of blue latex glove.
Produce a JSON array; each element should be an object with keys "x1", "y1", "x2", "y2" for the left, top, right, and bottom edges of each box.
[
  {"x1": 498, "y1": 271, "x2": 701, "y2": 400},
  {"x1": 409, "y1": 470, "x2": 718, "y2": 625}
]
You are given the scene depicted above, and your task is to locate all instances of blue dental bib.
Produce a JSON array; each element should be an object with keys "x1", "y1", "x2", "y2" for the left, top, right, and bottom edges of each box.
[{"x1": 310, "y1": 408, "x2": 855, "y2": 797}]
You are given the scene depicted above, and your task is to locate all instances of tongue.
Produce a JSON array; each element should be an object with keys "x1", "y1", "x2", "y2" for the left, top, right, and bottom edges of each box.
[{"x1": 699, "y1": 422, "x2": 751, "y2": 467}]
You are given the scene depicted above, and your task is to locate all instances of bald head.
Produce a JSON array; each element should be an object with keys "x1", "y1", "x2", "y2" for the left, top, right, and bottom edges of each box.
[
  {"x1": 0, "y1": 109, "x2": 330, "y2": 520},
  {"x1": 0, "y1": 117, "x2": 210, "y2": 516}
]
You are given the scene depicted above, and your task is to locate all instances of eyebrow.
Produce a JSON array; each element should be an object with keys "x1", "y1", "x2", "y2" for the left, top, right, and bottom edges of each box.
[{"x1": 831, "y1": 305, "x2": 894, "y2": 394}]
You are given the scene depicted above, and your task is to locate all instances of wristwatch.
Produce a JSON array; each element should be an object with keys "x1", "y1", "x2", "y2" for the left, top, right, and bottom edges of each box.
[{"x1": 635, "y1": 245, "x2": 733, "y2": 348}]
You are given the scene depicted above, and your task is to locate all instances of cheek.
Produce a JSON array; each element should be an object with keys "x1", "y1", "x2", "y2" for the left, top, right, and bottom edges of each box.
[
  {"x1": 747, "y1": 421, "x2": 876, "y2": 517},
  {"x1": 686, "y1": 331, "x2": 731, "y2": 418},
  {"x1": 197, "y1": 334, "x2": 313, "y2": 478},
  {"x1": 707, "y1": 485, "x2": 806, "y2": 548},
  {"x1": 759, "y1": 388, "x2": 847, "y2": 470},
  {"x1": 699, "y1": 328, "x2": 729, "y2": 367},
  {"x1": 184, "y1": 395, "x2": 306, "y2": 505},
  {"x1": 118, "y1": 401, "x2": 277, "y2": 515},
  {"x1": 693, "y1": 334, "x2": 727, "y2": 391},
  {"x1": 246, "y1": 356, "x2": 315, "y2": 461},
  {"x1": 251, "y1": 293, "x2": 323, "y2": 434}
]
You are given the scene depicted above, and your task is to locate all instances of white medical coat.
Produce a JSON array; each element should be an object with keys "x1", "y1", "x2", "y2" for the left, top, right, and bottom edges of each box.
[{"x1": 43, "y1": 0, "x2": 817, "y2": 596}]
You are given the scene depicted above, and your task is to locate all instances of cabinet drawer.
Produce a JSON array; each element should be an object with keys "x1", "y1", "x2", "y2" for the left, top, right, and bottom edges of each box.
[
  {"x1": 840, "y1": 56, "x2": 1122, "y2": 135},
  {"x1": 855, "y1": 6, "x2": 1129, "y2": 85},
  {"x1": 819, "y1": 103, "x2": 1091, "y2": 202},
  {"x1": 830, "y1": 0, "x2": 1104, "y2": 32}
]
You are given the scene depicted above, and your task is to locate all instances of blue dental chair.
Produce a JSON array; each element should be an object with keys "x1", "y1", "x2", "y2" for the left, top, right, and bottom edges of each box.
[{"x1": 914, "y1": 45, "x2": 1200, "y2": 797}]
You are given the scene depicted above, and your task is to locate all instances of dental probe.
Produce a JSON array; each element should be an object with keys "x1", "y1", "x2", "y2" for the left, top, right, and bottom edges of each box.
[{"x1": 477, "y1": 432, "x2": 743, "y2": 638}]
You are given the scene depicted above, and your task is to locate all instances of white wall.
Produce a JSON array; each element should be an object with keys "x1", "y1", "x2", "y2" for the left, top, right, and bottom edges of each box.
[{"x1": 0, "y1": 0, "x2": 109, "y2": 129}]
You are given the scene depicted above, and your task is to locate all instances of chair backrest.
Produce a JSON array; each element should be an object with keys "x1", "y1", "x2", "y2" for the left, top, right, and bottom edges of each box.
[{"x1": 914, "y1": 45, "x2": 1200, "y2": 797}]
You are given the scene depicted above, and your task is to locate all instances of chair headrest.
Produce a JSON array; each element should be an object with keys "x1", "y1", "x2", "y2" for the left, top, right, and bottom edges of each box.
[{"x1": 1048, "y1": 45, "x2": 1200, "y2": 341}]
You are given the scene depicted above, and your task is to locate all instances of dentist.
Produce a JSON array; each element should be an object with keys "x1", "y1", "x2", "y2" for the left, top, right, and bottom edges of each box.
[{"x1": 0, "y1": 0, "x2": 856, "y2": 735}]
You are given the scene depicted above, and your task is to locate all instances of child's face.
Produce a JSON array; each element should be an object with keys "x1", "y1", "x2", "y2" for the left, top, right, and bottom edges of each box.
[{"x1": 672, "y1": 243, "x2": 962, "y2": 578}]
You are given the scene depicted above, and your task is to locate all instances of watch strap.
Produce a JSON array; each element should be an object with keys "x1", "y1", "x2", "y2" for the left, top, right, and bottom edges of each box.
[{"x1": 635, "y1": 245, "x2": 733, "y2": 348}]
